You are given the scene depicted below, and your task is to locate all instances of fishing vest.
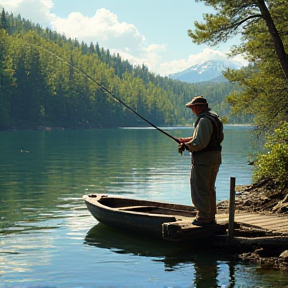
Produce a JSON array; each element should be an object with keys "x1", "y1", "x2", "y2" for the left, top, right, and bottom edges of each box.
[{"x1": 193, "y1": 111, "x2": 224, "y2": 155}]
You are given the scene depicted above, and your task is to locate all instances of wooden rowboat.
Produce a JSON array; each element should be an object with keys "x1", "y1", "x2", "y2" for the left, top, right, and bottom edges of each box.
[{"x1": 83, "y1": 194, "x2": 225, "y2": 241}]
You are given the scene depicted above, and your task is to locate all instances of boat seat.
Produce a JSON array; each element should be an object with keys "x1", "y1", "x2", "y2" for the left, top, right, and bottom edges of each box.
[{"x1": 118, "y1": 205, "x2": 153, "y2": 211}]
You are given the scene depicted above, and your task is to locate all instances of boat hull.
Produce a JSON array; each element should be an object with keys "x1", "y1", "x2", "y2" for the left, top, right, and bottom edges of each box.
[{"x1": 83, "y1": 194, "x2": 196, "y2": 238}]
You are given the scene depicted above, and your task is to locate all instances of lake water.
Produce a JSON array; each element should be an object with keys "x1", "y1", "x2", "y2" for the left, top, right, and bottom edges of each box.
[{"x1": 0, "y1": 126, "x2": 288, "y2": 288}]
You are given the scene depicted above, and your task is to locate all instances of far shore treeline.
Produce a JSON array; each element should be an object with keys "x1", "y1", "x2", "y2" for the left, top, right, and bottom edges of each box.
[{"x1": 0, "y1": 9, "x2": 250, "y2": 131}]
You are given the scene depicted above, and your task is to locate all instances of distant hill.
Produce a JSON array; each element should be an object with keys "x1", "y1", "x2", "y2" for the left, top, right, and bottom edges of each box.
[{"x1": 169, "y1": 60, "x2": 241, "y2": 83}]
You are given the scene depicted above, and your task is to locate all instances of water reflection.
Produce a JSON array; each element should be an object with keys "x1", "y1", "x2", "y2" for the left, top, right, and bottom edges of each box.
[
  {"x1": 85, "y1": 224, "x2": 233, "y2": 287},
  {"x1": 1, "y1": 127, "x2": 286, "y2": 287}
]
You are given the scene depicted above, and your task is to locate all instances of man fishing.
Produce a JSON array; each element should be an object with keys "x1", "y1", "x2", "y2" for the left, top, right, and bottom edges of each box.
[{"x1": 178, "y1": 96, "x2": 224, "y2": 226}]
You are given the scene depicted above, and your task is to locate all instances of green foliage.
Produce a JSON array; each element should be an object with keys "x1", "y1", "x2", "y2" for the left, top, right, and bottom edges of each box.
[
  {"x1": 225, "y1": 61, "x2": 288, "y2": 131},
  {"x1": 253, "y1": 122, "x2": 288, "y2": 187},
  {"x1": 0, "y1": 28, "x2": 14, "y2": 129},
  {"x1": 189, "y1": 0, "x2": 261, "y2": 47}
]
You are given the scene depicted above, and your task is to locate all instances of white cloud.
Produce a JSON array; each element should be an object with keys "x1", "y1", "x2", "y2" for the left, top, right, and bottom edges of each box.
[
  {"x1": 0, "y1": 1, "x2": 248, "y2": 77},
  {"x1": 51, "y1": 9, "x2": 148, "y2": 54},
  {"x1": 0, "y1": 0, "x2": 55, "y2": 25},
  {"x1": 189, "y1": 47, "x2": 248, "y2": 67},
  {"x1": 154, "y1": 48, "x2": 249, "y2": 76},
  {"x1": 50, "y1": 8, "x2": 172, "y2": 74},
  {"x1": 110, "y1": 43, "x2": 166, "y2": 72}
]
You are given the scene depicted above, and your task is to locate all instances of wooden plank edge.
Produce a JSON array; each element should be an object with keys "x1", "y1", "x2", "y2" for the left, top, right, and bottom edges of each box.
[{"x1": 162, "y1": 221, "x2": 227, "y2": 241}]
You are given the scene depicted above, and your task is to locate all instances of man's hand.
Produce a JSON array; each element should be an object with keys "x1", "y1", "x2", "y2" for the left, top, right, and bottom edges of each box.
[
  {"x1": 178, "y1": 143, "x2": 188, "y2": 155},
  {"x1": 178, "y1": 137, "x2": 192, "y2": 143}
]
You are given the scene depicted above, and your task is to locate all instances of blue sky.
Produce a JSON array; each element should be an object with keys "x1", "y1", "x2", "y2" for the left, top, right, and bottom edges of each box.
[{"x1": 0, "y1": 0, "x2": 247, "y2": 75}]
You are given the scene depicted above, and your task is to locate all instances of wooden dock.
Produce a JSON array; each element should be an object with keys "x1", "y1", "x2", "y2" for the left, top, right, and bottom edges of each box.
[
  {"x1": 217, "y1": 212, "x2": 288, "y2": 234},
  {"x1": 162, "y1": 212, "x2": 288, "y2": 242}
]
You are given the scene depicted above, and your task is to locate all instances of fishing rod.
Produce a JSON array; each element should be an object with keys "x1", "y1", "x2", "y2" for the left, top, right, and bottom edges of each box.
[{"x1": 30, "y1": 43, "x2": 181, "y2": 144}]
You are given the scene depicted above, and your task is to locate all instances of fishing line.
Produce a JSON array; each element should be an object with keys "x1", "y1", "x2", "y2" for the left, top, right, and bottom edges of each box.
[{"x1": 27, "y1": 43, "x2": 180, "y2": 144}]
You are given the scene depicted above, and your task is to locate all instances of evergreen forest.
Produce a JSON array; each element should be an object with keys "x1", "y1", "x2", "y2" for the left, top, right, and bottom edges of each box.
[{"x1": 0, "y1": 9, "x2": 244, "y2": 131}]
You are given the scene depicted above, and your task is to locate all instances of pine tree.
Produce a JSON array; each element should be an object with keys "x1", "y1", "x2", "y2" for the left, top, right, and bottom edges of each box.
[{"x1": 0, "y1": 9, "x2": 8, "y2": 30}]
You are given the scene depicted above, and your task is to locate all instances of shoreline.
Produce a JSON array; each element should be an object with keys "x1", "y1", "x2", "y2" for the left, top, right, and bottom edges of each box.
[
  {"x1": 216, "y1": 182, "x2": 288, "y2": 271},
  {"x1": 0, "y1": 123, "x2": 256, "y2": 132}
]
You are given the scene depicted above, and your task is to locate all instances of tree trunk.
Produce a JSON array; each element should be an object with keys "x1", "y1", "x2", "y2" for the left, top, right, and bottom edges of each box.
[{"x1": 257, "y1": 0, "x2": 288, "y2": 80}]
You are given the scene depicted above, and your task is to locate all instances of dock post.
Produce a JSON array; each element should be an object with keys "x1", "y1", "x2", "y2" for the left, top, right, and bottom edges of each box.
[{"x1": 228, "y1": 177, "x2": 236, "y2": 240}]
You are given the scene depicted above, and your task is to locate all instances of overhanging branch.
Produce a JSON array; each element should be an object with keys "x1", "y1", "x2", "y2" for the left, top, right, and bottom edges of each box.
[{"x1": 227, "y1": 14, "x2": 263, "y2": 31}]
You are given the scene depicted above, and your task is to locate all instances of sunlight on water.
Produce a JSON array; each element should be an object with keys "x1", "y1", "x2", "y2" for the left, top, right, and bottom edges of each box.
[{"x1": 0, "y1": 127, "x2": 287, "y2": 287}]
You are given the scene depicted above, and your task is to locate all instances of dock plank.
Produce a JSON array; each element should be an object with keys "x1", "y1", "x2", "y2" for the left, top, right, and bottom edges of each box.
[
  {"x1": 162, "y1": 211, "x2": 288, "y2": 241},
  {"x1": 215, "y1": 212, "x2": 288, "y2": 233},
  {"x1": 232, "y1": 213, "x2": 288, "y2": 233}
]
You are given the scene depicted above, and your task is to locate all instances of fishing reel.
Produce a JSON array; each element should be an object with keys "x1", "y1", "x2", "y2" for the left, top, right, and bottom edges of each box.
[{"x1": 178, "y1": 143, "x2": 189, "y2": 155}]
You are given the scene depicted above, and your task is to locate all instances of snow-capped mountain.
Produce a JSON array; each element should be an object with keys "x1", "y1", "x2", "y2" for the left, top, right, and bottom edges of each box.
[{"x1": 169, "y1": 60, "x2": 242, "y2": 83}]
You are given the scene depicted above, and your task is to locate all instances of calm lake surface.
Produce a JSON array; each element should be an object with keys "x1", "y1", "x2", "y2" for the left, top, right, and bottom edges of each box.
[{"x1": 1, "y1": 126, "x2": 288, "y2": 288}]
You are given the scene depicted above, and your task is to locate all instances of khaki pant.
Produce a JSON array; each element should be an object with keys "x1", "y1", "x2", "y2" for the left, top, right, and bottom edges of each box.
[{"x1": 190, "y1": 151, "x2": 221, "y2": 222}]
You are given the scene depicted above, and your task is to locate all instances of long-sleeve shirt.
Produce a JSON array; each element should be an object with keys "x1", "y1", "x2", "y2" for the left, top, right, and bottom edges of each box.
[{"x1": 186, "y1": 117, "x2": 213, "y2": 152}]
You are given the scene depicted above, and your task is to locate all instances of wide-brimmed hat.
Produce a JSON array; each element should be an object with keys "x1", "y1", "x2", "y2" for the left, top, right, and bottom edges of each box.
[{"x1": 185, "y1": 96, "x2": 208, "y2": 107}]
